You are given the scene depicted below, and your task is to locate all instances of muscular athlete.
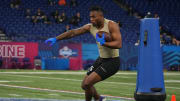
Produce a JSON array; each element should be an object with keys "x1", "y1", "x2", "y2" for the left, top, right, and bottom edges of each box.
[{"x1": 45, "y1": 6, "x2": 122, "y2": 101}]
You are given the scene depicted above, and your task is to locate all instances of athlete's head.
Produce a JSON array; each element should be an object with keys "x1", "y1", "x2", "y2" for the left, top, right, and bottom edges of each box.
[{"x1": 89, "y1": 6, "x2": 104, "y2": 26}]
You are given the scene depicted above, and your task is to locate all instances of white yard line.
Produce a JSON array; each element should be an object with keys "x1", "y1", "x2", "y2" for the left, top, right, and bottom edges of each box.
[
  {"x1": 2, "y1": 74, "x2": 180, "y2": 90},
  {"x1": 0, "y1": 80, "x2": 31, "y2": 83},
  {"x1": 112, "y1": 76, "x2": 136, "y2": 78},
  {"x1": 117, "y1": 72, "x2": 180, "y2": 76},
  {"x1": 0, "y1": 72, "x2": 86, "y2": 75},
  {"x1": 165, "y1": 80, "x2": 180, "y2": 83},
  {"x1": 48, "y1": 94, "x2": 59, "y2": 96},
  {"x1": 8, "y1": 94, "x2": 22, "y2": 97},
  {"x1": 166, "y1": 87, "x2": 180, "y2": 90},
  {"x1": 0, "y1": 71, "x2": 179, "y2": 76},
  {"x1": 0, "y1": 84, "x2": 134, "y2": 100},
  {"x1": 4, "y1": 74, "x2": 136, "y2": 86},
  {"x1": 0, "y1": 98, "x2": 87, "y2": 101}
]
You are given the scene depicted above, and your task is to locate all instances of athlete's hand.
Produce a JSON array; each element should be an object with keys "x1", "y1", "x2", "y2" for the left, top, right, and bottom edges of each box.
[
  {"x1": 45, "y1": 37, "x2": 57, "y2": 46},
  {"x1": 96, "y1": 33, "x2": 105, "y2": 45}
]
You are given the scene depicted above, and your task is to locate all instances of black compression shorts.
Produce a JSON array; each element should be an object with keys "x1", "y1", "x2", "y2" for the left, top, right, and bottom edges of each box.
[{"x1": 87, "y1": 57, "x2": 120, "y2": 80}]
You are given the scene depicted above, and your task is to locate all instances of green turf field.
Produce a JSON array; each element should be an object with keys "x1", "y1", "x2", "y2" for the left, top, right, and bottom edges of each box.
[{"x1": 0, "y1": 69, "x2": 179, "y2": 101}]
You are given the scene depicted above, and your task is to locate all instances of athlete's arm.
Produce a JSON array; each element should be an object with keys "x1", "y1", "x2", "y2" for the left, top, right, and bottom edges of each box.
[
  {"x1": 56, "y1": 24, "x2": 90, "y2": 40},
  {"x1": 103, "y1": 21, "x2": 122, "y2": 49}
]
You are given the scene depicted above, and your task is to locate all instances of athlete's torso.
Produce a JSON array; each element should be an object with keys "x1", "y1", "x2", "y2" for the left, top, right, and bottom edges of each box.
[{"x1": 89, "y1": 18, "x2": 119, "y2": 58}]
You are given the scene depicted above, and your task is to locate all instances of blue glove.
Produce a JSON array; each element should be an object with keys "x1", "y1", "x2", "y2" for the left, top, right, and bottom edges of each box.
[
  {"x1": 96, "y1": 33, "x2": 105, "y2": 45},
  {"x1": 45, "y1": 37, "x2": 57, "y2": 46}
]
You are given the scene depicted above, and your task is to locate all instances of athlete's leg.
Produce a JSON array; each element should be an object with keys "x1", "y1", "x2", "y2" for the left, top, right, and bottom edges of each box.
[
  {"x1": 81, "y1": 72, "x2": 102, "y2": 101},
  {"x1": 91, "y1": 86, "x2": 100, "y2": 100},
  {"x1": 81, "y1": 75, "x2": 100, "y2": 100},
  {"x1": 81, "y1": 57, "x2": 102, "y2": 100}
]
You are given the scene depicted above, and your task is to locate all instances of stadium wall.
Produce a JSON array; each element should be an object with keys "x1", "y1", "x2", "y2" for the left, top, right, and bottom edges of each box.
[
  {"x1": 0, "y1": 42, "x2": 38, "y2": 69},
  {"x1": 0, "y1": 42, "x2": 179, "y2": 70}
]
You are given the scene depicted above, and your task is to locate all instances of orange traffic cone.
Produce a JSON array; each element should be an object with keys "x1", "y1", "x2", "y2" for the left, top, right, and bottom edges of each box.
[{"x1": 171, "y1": 95, "x2": 176, "y2": 101}]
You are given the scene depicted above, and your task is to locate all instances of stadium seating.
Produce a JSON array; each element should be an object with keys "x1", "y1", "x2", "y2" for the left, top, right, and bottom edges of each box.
[
  {"x1": 120, "y1": 0, "x2": 180, "y2": 39},
  {"x1": 0, "y1": 0, "x2": 139, "y2": 45},
  {"x1": 0, "y1": 0, "x2": 179, "y2": 44}
]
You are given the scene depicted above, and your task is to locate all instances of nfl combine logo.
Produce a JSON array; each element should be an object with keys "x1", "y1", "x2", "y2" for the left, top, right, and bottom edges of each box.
[{"x1": 59, "y1": 46, "x2": 77, "y2": 58}]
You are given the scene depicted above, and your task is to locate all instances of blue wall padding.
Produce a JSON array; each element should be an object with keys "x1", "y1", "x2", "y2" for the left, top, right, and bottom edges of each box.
[
  {"x1": 82, "y1": 43, "x2": 99, "y2": 60},
  {"x1": 45, "y1": 58, "x2": 69, "y2": 70}
]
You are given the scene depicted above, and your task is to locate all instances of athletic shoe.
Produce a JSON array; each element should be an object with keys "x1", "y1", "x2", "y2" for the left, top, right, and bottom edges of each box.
[{"x1": 99, "y1": 96, "x2": 106, "y2": 101}]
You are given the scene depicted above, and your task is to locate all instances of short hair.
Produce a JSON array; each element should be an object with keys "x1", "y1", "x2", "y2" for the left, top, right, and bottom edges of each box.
[{"x1": 89, "y1": 6, "x2": 104, "y2": 14}]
